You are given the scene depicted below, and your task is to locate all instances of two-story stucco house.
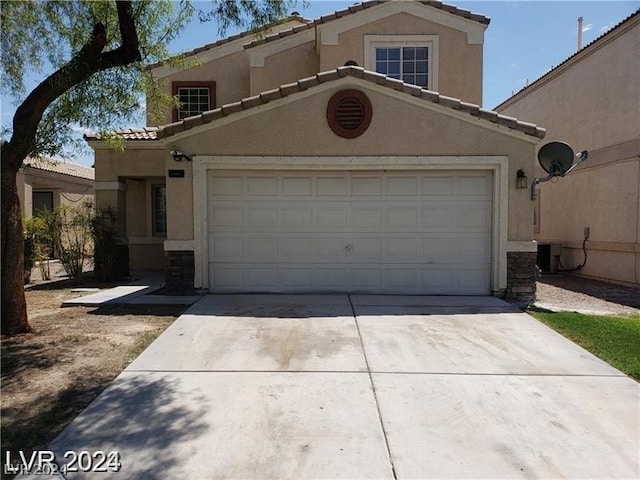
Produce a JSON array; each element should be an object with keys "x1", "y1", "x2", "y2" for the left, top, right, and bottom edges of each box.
[
  {"x1": 497, "y1": 9, "x2": 639, "y2": 287},
  {"x1": 86, "y1": 0, "x2": 547, "y2": 303}
]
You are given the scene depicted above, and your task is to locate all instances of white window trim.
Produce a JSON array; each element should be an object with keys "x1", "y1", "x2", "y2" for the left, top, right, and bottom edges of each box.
[{"x1": 364, "y1": 35, "x2": 439, "y2": 92}]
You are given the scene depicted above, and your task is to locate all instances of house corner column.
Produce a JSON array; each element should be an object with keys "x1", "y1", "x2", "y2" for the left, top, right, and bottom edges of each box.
[
  {"x1": 504, "y1": 250, "x2": 537, "y2": 307},
  {"x1": 164, "y1": 241, "x2": 196, "y2": 295}
]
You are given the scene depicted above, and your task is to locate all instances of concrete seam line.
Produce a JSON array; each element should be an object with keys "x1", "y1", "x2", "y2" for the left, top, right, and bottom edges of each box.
[{"x1": 348, "y1": 294, "x2": 398, "y2": 480}]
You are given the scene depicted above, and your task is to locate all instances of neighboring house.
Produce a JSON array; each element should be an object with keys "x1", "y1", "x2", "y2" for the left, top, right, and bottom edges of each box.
[
  {"x1": 496, "y1": 10, "x2": 640, "y2": 287},
  {"x1": 18, "y1": 156, "x2": 95, "y2": 218},
  {"x1": 86, "y1": 0, "x2": 547, "y2": 303}
]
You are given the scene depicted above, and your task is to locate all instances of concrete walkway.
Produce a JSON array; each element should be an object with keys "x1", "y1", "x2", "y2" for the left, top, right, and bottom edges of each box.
[{"x1": 28, "y1": 295, "x2": 639, "y2": 479}]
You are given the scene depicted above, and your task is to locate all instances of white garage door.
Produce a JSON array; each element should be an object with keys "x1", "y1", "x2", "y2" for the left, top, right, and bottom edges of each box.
[{"x1": 207, "y1": 170, "x2": 492, "y2": 294}]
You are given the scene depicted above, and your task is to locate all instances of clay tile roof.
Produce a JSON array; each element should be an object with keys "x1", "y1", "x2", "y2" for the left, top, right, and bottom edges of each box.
[
  {"x1": 83, "y1": 127, "x2": 159, "y2": 141},
  {"x1": 147, "y1": 15, "x2": 311, "y2": 69},
  {"x1": 22, "y1": 156, "x2": 95, "y2": 181},
  {"x1": 155, "y1": 66, "x2": 545, "y2": 140},
  {"x1": 495, "y1": 8, "x2": 640, "y2": 109},
  {"x1": 245, "y1": 0, "x2": 489, "y2": 49}
]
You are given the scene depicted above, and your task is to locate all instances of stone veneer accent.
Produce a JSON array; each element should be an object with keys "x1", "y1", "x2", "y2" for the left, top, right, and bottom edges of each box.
[
  {"x1": 505, "y1": 251, "x2": 537, "y2": 307},
  {"x1": 165, "y1": 250, "x2": 195, "y2": 295}
]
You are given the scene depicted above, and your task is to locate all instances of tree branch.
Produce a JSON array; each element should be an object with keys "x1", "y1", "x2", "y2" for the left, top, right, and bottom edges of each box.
[{"x1": 3, "y1": 1, "x2": 141, "y2": 170}]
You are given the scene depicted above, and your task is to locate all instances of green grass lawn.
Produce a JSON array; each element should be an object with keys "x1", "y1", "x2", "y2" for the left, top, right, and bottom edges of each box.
[{"x1": 529, "y1": 311, "x2": 640, "y2": 381}]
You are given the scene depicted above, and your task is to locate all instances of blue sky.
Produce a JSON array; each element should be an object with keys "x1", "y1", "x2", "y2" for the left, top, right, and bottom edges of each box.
[{"x1": 3, "y1": 1, "x2": 639, "y2": 166}]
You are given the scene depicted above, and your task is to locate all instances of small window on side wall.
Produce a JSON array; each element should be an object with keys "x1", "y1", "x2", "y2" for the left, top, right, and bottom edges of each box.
[
  {"x1": 171, "y1": 81, "x2": 216, "y2": 122},
  {"x1": 153, "y1": 185, "x2": 167, "y2": 236}
]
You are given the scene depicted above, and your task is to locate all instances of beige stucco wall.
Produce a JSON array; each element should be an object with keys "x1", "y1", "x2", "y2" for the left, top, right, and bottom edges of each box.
[
  {"x1": 249, "y1": 41, "x2": 319, "y2": 96},
  {"x1": 149, "y1": 51, "x2": 250, "y2": 126},
  {"x1": 93, "y1": 146, "x2": 167, "y2": 270},
  {"x1": 320, "y1": 12, "x2": 483, "y2": 104},
  {"x1": 172, "y1": 81, "x2": 536, "y2": 242},
  {"x1": 147, "y1": 6, "x2": 486, "y2": 126},
  {"x1": 497, "y1": 16, "x2": 640, "y2": 285},
  {"x1": 94, "y1": 147, "x2": 165, "y2": 181}
]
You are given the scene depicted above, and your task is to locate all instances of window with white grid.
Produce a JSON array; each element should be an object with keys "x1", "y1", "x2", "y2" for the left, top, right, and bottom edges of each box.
[
  {"x1": 177, "y1": 87, "x2": 210, "y2": 120},
  {"x1": 375, "y1": 47, "x2": 429, "y2": 87},
  {"x1": 364, "y1": 35, "x2": 439, "y2": 91}
]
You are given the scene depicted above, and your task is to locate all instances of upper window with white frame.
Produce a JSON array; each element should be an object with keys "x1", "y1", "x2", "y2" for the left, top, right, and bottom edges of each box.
[
  {"x1": 171, "y1": 81, "x2": 216, "y2": 122},
  {"x1": 364, "y1": 35, "x2": 439, "y2": 91}
]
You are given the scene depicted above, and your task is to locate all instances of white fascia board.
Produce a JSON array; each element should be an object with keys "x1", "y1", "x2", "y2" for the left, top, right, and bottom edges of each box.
[
  {"x1": 249, "y1": 29, "x2": 315, "y2": 67},
  {"x1": 320, "y1": 1, "x2": 487, "y2": 46}
]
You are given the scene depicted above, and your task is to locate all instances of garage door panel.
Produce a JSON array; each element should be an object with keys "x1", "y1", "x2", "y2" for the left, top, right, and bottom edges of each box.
[
  {"x1": 385, "y1": 238, "x2": 419, "y2": 257},
  {"x1": 207, "y1": 171, "x2": 492, "y2": 294},
  {"x1": 282, "y1": 177, "x2": 313, "y2": 196},
  {"x1": 211, "y1": 237, "x2": 244, "y2": 257},
  {"x1": 210, "y1": 206, "x2": 243, "y2": 227},
  {"x1": 315, "y1": 268, "x2": 348, "y2": 288},
  {"x1": 457, "y1": 175, "x2": 492, "y2": 196},
  {"x1": 209, "y1": 175, "x2": 243, "y2": 195},
  {"x1": 421, "y1": 205, "x2": 455, "y2": 227},
  {"x1": 317, "y1": 177, "x2": 347, "y2": 196},
  {"x1": 351, "y1": 177, "x2": 383, "y2": 196},
  {"x1": 352, "y1": 269, "x2": 382, "y2": 289},
  {"x1": 246, "y1": 176, "x2": 278, "y2": 196},
  {"x1": 454, "y1": 204, "x2": 492, "y2": 229},
  {"x1": 316, "y1": 208, "x2": 347, "y2": 227},
  {"x1": 282, "y1": 207, "x2": 313, "y2": 227},
  {"x1": 422, "y1": 176, "x2": 454, "y2": 195},
  {"x1": 351, "y1": 207, "x2": 383, "y2": 227},
  {"x1": 282, "y1": 268, "x2": 313, "y2": 287},
  {"x1": 387, "y1": 176, "x2": 418, "y2": 196},
  {"x1": 387, "y1": 206, "x2": 419, "y2": 227},
  {"x1": 282, "y1": 238, "x2": 313, "y2": 256}
]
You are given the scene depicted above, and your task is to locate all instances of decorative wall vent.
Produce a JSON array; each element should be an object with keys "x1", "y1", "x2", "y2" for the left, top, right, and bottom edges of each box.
[{"x1": 326, "y1": 89, "x2": 372, "y2": 138}]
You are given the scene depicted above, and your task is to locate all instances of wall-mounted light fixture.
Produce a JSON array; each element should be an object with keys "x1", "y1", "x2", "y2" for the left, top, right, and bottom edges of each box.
[
  {"x1": 170, "y1": 145, "x2": 193, "y2": 162},
  {"x1": 516, "y1": 169, "x2": 527, "y2": 189}
]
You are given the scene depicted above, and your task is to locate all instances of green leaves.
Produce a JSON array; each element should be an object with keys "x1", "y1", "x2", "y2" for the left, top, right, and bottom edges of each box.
[{"x1": 1, "y1": 0, "x2": 297, "y2": 159}]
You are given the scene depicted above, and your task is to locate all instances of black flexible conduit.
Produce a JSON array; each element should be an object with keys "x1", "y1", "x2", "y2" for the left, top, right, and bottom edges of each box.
[{"x1": 559, "y1": 236, "x2": 588, "y2": 272}]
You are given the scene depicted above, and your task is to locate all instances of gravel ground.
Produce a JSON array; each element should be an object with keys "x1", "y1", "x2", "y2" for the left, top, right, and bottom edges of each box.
[{"x1": 535, "y1": 274, "x2": 640, "y2": 316}]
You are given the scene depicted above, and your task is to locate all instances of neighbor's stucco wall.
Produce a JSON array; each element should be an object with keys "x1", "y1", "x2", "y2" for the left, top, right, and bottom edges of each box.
[
  {"x1": 173, "y1": 81, "x2": 536, "y2": 242},
  {"x1": 320, "y1": 12, "x2": 483, "y2": 104},
  {"x1": 18, "y1": 167, "x2": 94, "y2": 219},
  {"x1": 497, "y1": 16, "x2": 640, "y2": 285}
]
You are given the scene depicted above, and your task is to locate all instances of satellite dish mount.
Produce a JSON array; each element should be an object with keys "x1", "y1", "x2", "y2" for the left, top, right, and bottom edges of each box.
[{"x1": 531, "y1": 142, "x2": 588, "y2": 200}]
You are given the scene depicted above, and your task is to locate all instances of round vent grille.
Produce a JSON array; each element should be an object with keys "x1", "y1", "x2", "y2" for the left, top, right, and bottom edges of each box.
[{"x1": 327, "y1": 89, "x2": 372, "y2": 138}]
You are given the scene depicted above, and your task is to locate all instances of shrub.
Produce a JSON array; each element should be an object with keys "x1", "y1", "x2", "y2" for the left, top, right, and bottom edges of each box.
[
  {"x1": 55, "y1": 203, "x2": 94, "y2": 284},
  {"x1": 91, "y1": 207, "x2": 119, "y2": 282},
  {"x1": 23, "y1": 214, "x2": 56, "y2": 281}
]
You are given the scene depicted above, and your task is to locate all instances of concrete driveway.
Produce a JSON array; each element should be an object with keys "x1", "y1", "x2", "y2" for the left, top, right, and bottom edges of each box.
[{"x1": 36, "y1": 295, "x2": 638, "y2": 479}]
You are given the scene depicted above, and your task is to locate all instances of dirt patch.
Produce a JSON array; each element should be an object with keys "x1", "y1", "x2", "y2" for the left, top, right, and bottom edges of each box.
[{"x1": 1, "y1": 285, "x2": 185, "y2": 477}]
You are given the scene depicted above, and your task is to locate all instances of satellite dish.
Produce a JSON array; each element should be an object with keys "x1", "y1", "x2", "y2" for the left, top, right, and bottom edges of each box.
[{"x1": 538, "y1": 141, "x2": 575, "y2": 176}]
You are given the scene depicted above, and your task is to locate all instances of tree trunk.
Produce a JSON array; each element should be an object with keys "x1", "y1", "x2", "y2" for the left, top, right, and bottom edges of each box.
[
  {"x1": 1, "y1": 1, "x2": 141, "y2": 335},
  {"x1": 1, "y1": 156, "x2": 32, "y2": 334}
]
